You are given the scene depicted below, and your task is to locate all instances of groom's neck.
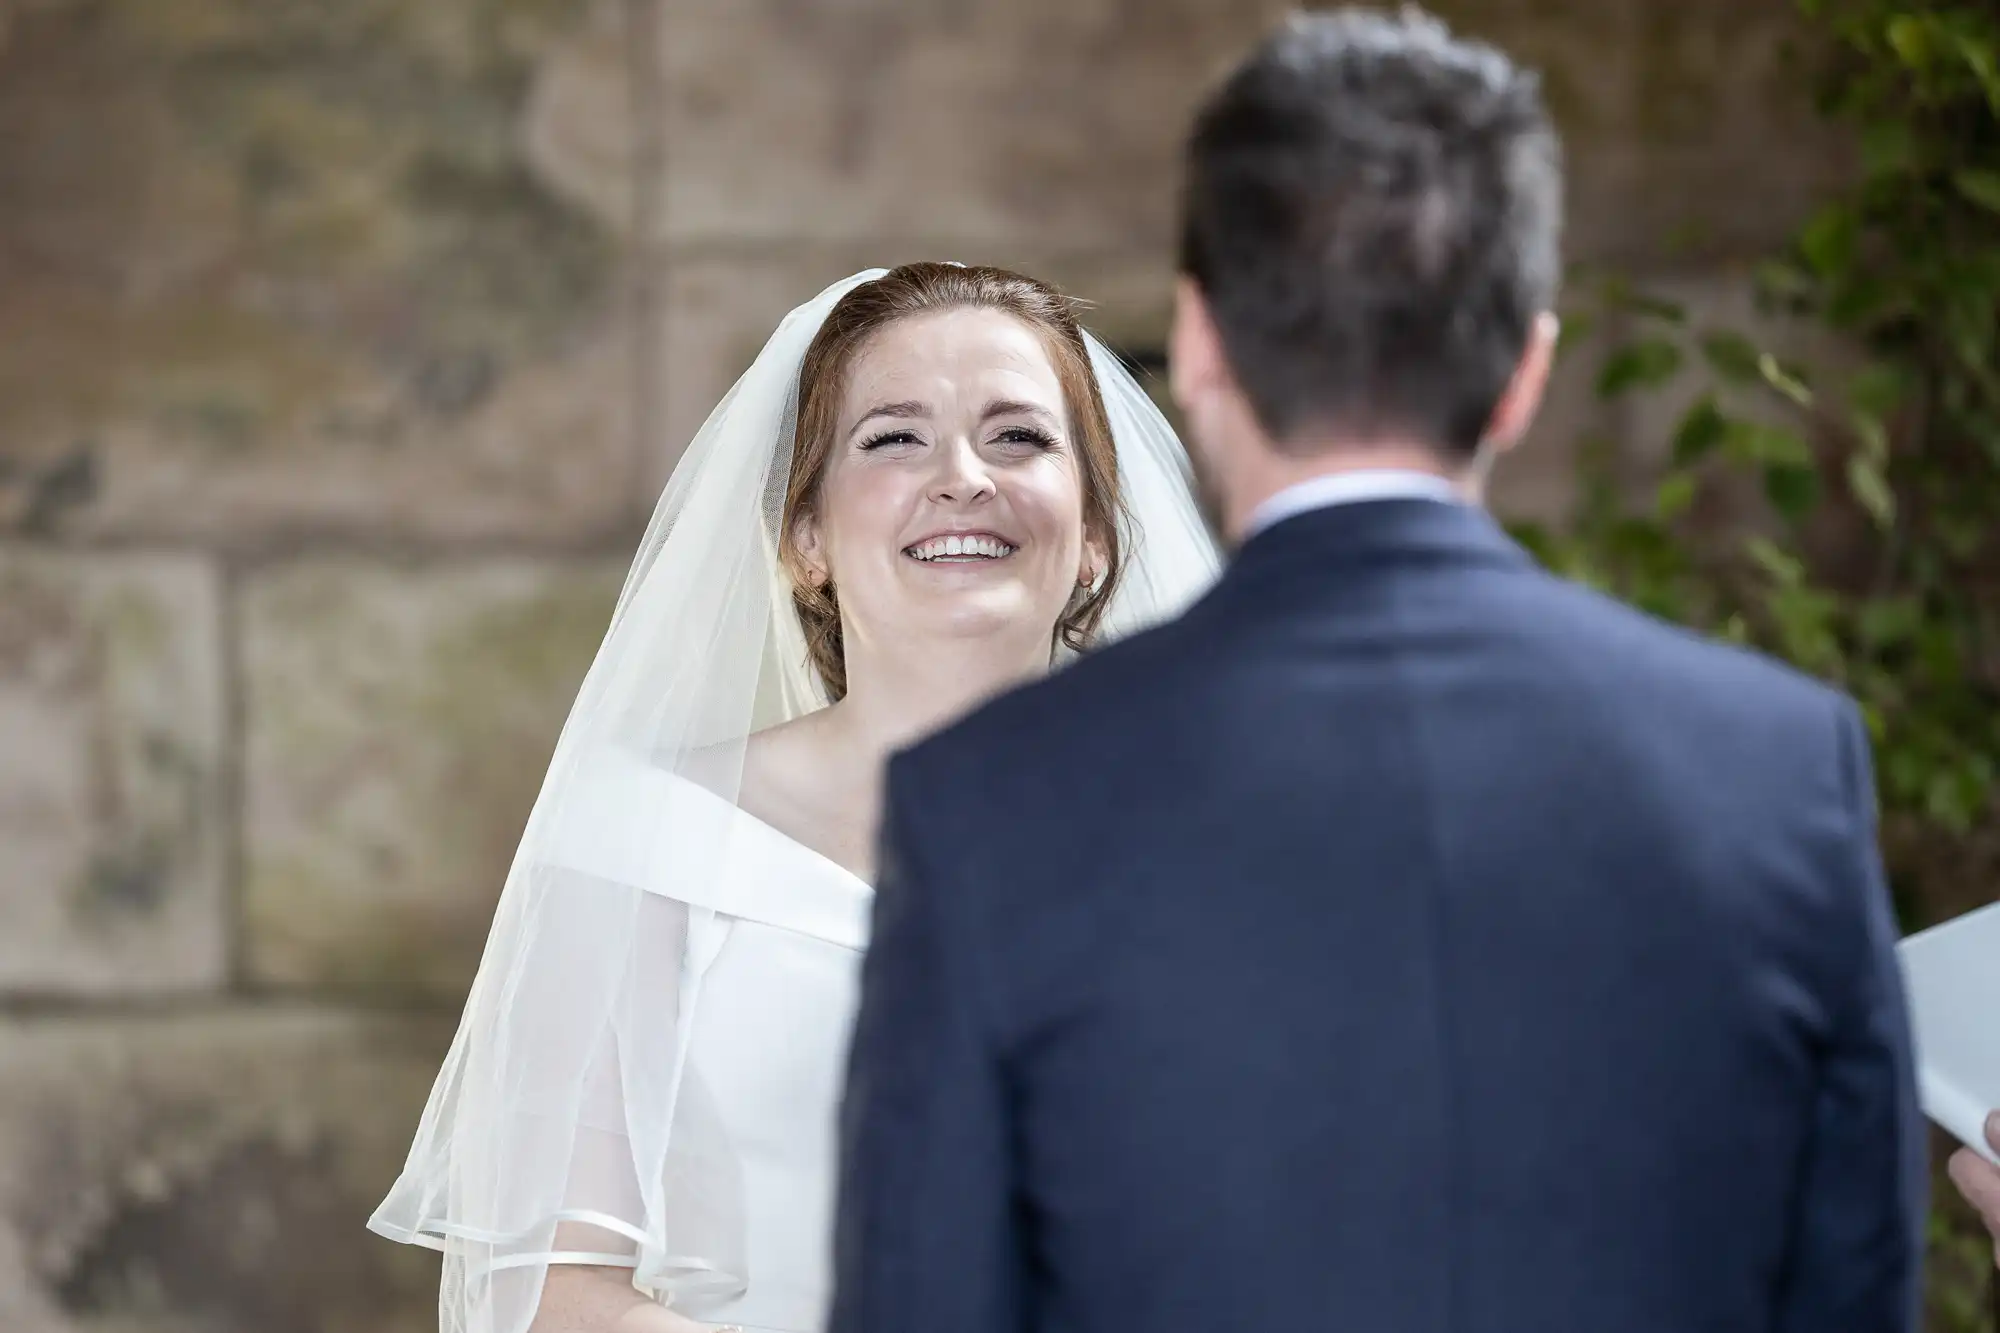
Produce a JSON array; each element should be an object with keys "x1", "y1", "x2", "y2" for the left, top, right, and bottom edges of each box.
[{"x1": 1219, "y1": 435, "x2": 1481, "y2": 542}]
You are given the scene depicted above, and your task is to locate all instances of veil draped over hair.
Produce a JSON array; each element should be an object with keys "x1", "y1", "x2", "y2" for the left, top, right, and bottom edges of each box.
[{"x1": 367, "y1": 269, "x2": 1221, "y2": 1333}]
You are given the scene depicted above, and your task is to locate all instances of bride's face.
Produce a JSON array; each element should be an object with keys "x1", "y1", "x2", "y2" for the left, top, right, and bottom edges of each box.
[{"x1": 795, "y1": 308, "x2": 1101, "y2": 661}]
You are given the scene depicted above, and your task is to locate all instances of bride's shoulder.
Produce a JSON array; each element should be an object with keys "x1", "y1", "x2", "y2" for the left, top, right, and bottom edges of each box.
[
  {"x1": 740, "y1": 715, "x2": 816, "y2": 780},
  {"x1": 742, "y1": 713, "x2": 817, "y2": 763}
]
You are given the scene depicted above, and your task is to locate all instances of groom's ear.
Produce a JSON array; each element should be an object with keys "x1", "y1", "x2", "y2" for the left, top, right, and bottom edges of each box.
[
  {"x1": 1482, "y1": 312, "x2": 1560, "y2": 454},
  {"x1": 1169, "y1": 278, "x2": 1228, "y2": 415}
]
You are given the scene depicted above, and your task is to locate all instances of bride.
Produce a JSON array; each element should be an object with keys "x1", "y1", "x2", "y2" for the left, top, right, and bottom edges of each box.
[{"x1": 368, "y1": 262, "x2": 1221, "y2": 1333}]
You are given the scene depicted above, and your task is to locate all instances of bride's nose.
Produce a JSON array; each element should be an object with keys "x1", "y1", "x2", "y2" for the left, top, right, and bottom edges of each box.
[{"x1": 927, "y1": 436, "x2": 995, "y2": 505}]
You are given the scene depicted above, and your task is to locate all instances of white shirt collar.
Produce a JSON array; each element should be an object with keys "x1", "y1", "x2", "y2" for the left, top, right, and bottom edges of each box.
[{"x1": 1243, "y1": 469, "x2": 1464, "y2": 541}]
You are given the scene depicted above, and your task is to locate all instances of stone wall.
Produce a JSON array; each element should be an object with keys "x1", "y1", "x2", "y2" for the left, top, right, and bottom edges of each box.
[{"x1": 0, "y1": 1, "x2": 1849, "y2": 1327}]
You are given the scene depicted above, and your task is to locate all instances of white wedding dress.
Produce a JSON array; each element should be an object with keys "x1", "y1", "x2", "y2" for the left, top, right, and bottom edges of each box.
[
  {"x1": 549, "y1": 752, "x2": 873, "y2": 1332},
  {"x1": 373, "y1": 746, "x2": 875, "y2": 1332},
  {"x1": 367, "y1": 269, "x2": 1222, "y2": 1333}
]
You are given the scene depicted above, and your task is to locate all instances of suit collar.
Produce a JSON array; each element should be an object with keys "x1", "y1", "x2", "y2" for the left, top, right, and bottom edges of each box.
[
  {"x1": 1222, "y1": 496, "x2": 1532, "y2": 589},
  {"x1": 1242, "y1": 469, "x2": 1465, "y2": 539}
]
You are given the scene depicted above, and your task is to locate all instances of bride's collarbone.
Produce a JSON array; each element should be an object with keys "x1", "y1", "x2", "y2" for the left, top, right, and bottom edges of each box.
[
  {"x1": 737, "y1": 729, "x2": 878, "y2": 881},
  {"x1": 754, "y1": 788, "x2": 876, "y2": 883}
]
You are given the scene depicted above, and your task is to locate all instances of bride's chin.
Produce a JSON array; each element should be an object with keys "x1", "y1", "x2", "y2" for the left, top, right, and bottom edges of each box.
[{"x1": 904, "y1": 593, "x2": 1056, "y2": 645}]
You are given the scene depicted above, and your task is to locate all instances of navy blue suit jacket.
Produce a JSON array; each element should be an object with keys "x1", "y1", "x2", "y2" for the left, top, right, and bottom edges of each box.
[{"x1": 831, "y1": 498, "x2": 1925, "y2": 1333}]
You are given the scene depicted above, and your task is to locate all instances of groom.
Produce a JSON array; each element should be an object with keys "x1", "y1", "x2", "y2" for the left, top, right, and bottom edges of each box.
[{"x1": 831, "y1": 9, "x2": 1927, "y2": 1332}]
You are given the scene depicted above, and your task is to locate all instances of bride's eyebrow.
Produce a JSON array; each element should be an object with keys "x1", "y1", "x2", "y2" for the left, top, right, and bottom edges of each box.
[
  {"x1": 982, "y1": 399, "x2": 1058, "y2": 425},
  {"x1": 849, "y1": 400, "x2": 929, "y2": 435}
]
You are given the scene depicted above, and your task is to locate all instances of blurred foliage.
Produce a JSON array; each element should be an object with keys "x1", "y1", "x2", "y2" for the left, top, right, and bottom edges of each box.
[
  {"x1": 1510, "y1": 4, "x2": 1999, "y2": 1321},
  {"x1": 1515, "y1": 0, "x2": 2000, "y2": 905}
]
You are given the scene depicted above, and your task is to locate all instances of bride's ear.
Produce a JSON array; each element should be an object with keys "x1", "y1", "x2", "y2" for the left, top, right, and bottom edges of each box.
[
  {"x1": 791, "y1": 513, "x2": 830, "y2": 588},
  {"x1": 1078, "y1": 529, "x2": 1110, "y2": 589}
]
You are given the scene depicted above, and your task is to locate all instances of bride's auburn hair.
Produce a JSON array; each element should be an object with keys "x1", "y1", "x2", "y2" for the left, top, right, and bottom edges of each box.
[{"x1": 779, "y1": 262, "x2": 1127, "y2": 700}]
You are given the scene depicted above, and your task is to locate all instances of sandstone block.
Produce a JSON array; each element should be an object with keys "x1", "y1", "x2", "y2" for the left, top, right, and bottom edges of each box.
[
  {"x1": 0, "y1": 1009, "x2": 453, "y2": 1333},
  {"x1": 0, "y1": 551, "x2": 225, "y2": 997},
  {"x1": 241, "y1": 557, "x2": 623, "y2": 1001},
  {"x1": 522, "y1": 0, "x2": 1852, "y2": 267},
  {"x1": 0, "y1": 0, "x2": 636, "y2": 547}
]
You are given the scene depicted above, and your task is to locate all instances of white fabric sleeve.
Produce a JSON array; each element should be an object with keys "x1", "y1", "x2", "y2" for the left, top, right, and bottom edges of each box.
[{"x1": 370, "y1": 828, "x2": 747, "y2": 1333}]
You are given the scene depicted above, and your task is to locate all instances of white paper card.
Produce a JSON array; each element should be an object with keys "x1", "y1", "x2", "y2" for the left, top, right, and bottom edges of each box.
[{"x1": 1897, "y1": 900, "x2": 2000, "y2": 1164}]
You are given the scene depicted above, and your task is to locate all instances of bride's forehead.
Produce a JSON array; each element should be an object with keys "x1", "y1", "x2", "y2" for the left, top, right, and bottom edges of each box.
[{"x1": 844, "y1": 309, "x2": 1062, "y2": 400}]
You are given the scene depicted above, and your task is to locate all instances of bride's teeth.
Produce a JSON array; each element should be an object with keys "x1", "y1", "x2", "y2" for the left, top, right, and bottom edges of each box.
[{"x1": 903, "y1": 535, "x2": 1015, "y2": 560}]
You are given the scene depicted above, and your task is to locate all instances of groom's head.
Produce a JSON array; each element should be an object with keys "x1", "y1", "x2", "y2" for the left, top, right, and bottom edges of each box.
[{"x1": 1170, "y1": 7, "x2": 1564, "y2": 541}]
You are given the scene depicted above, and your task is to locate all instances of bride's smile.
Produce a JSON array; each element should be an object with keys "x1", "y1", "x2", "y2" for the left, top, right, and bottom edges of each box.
[{"x1": 902, "y1": 529, "x2": 1019, "y2": 562}]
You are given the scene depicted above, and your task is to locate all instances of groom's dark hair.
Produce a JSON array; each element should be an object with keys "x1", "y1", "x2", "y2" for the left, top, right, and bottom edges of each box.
[{"x1": 1179, "y1": 7, "x2": 1563, "y2": 456}]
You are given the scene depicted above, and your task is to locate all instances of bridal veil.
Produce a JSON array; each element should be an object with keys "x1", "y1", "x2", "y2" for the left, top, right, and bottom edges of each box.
[{"x1": 367, "y1": 269, "x2": 1220, "y2": 1333}]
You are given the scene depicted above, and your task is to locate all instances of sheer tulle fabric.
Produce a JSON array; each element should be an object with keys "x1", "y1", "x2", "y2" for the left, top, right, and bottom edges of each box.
[{"x1": 368, "y1": 270, "x2": 1220, "y2": 1333}]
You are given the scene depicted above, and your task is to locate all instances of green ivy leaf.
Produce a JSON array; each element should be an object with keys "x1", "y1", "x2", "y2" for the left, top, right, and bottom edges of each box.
[
  {"x1": 1848, "y1": 364, "x2": 1907, "y2": 419},
  {"x1": 1862, "y1": 120, "x2": 1918, "y2": 176},
  {"x1": 1767, "y1": 585, "x2": 1841, "y2": 672},
  {"x1": 1764, "y1": 462, "x2": 1822, "y2": 521},
  {"x1": 1948, "y1": 300, "x2": 1995, "y2": 373},
  {"x1": 1952, "y1": 31, "x2": 2000, "y2": 109},
  {"x1": 1887, "y1": 746, "x2": 1929, "y2": 808},
  {"x1": 1758, "y1": 352, "x2": 1814, "y2": 407},
  {"x1": 1672, "y1": 396, "x2": 1729, "y2": 464},
  {"x1": 1940, "y1": 517, "x2": 1984, "y2": 559},
  {"x1": 1954, "y1": 168, "x2": 2000, "y2": 214},
  {"x1": 1596, "y1": 338, "x2": 1683, "y2": 397},
  {"x1": 1825, "y1": 272, "x2": 1898, "y2": 327},
  {"x1": 1746, "y1": 536, "x2": 1805, "y2": 586},
  {"x1": 1655, "y1": 471, "x2": 1698, "y2": 520},
  {"x1": 1917, "y1": 622, "x2": 1963, "y2": 676},
  {"x1": 1886, "y1": 15, "x2": 1930, "y2": 68},
  {"x1": 1700, "y1": 330, "x2": 1764, "y2": 383},
  {"x1": 1847, "y1": 454, "x2": 1897, "y2": 526},
  {"x1": 1799, "y1": 206, "x2": 1857, "y2": 277},
  {"x1": 1859, "y1": 596, "x2": 1922, "y2": 648},
  {"x1": 1925, "y1": 768, "x2": 1976, "y2": 833},
  {"x1": 1755, "y1": 259, "x2": 1817, "y2": 303},
  {"x1": 1726, "y1": 421, "x2": 1813, "y2": 465}
]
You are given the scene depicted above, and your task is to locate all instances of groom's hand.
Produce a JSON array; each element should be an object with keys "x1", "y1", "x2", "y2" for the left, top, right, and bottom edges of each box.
[{"x1": 1948, "y1": 1111, "x2": 2000, "y2": 1266}]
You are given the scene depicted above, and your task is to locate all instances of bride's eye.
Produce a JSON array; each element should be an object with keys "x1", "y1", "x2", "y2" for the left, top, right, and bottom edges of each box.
[
  {"x1": 860, "y1": 429, "x2": 922, "y2": 451},
  {"x1": 993, "y1": 425, "x2": 1059, "y2": 451}
]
